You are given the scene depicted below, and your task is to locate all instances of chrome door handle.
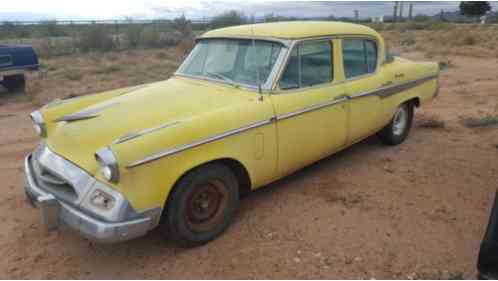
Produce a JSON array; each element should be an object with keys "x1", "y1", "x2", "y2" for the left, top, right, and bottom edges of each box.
[
  {"x1": 395, "y1": 73, "x2": 405, "y2": 79},
  {"x1": 334, "y1": 94, "x2": 349, "y2": 101}
]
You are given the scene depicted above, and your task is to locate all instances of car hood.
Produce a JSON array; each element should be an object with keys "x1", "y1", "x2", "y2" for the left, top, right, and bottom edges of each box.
[{"x1": 45, "y1": 76, "x2": 259, "y2": 175}]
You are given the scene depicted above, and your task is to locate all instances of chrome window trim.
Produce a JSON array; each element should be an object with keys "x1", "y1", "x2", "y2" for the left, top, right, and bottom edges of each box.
[
  {"x1": 341, "y1": 38, "x2": 379, "y2": 80},
  {"x1": 272, "y1": 34, "x2": 381, "y2": 94},
  {"x1": 276, "y1": 39, "x2": 335, "y2": 92},
  {"x1": 196, "y1": 36, "x2": 292, "y2": 48}
]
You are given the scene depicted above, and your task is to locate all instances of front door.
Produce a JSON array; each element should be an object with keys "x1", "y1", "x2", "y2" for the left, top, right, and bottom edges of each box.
[{"x1": 270, "y1": 39, "x2": 349, "y2": 176}]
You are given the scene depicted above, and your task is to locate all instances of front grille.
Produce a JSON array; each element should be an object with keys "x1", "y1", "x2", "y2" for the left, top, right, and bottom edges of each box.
[{"x1": 30, "y1": 152, "x2": 78, "y2": 202}]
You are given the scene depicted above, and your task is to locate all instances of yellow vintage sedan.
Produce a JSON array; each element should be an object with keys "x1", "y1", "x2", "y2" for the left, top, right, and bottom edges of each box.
[{"x1": 25, "y1": 22, "x2": 439, "y2": 246}]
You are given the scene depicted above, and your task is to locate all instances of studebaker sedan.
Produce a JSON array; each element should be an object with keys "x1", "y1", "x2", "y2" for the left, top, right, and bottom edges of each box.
[{"x1": 25, "y1": 22, "x2": 439, "y2": 246}]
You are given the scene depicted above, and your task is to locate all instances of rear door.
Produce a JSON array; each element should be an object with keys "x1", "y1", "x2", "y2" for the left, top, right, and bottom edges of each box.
[{"x1": 341, "y1": 38, "x2": 389, "y2": 143}]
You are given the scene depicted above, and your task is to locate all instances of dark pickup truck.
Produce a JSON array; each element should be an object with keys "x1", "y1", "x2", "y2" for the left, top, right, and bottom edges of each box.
[{"x1": 0, "y1": 45, "x2": 39, "y2": 92}]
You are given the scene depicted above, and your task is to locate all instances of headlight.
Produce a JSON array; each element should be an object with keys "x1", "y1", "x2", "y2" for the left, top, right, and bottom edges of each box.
[
  {"x1": 95, "y1": 147, "x2": 120, "y2": 183},
  {"x1": 30, "y1": 111, "x2": 47, "y2": 137}
]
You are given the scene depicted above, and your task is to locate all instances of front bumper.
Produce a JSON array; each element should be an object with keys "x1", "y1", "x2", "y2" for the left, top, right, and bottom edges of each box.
[{"x1": 24, "y1": 154, "x2": 154, "y2": 243}]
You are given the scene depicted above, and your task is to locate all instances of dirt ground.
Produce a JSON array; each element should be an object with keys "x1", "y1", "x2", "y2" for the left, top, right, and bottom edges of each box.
[{"x1": 0, "y1": 34, "x2": 497, "y2": 279}]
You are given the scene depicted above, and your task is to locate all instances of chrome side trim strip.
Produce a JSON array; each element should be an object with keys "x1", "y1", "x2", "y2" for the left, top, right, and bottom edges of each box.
[
  {"x1": 276, "y1": 97, "x2": 349, "y2": 121},
  {"x1": 127, "y1": 74, "x2": 438, "y2": 168},
  {"x1": 114, "y1": 121, "x2": 181, "y2": 144},
  {"x1": 350, "y1": 74, "x2": 438, "y2": 100},
  {"x1": 126, "y1": 118, "x2": 275, "y2": 168}
]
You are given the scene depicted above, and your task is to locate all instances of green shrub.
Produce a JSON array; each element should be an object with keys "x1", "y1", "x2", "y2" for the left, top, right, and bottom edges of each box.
[
  {"x1": 210, "y1": 11, "x2": 247, "y2": 29},
  {"x1": 37, "y1": 20, "x2": 66, "y2": 37},
  {"x1": 77, "y1": 25, "x2": 115, "y2": 52},
  {"x1": 124, "y1": 24, "x2": 143, "y2": 48}
]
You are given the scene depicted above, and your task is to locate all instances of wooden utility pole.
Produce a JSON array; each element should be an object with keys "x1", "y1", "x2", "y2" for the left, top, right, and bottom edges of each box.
[
  {"x1": 399, "y1": 2, "x2": 404, "y2": 21},
  {"x1": 393, "y1": 2, "x2": 398, "y2": 22},
  {"x1": 408, "y1": 3, "x2": 413, "y2": 20}
]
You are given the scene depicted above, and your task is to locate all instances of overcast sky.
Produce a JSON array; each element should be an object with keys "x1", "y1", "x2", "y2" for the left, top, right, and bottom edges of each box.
[{"x1": 1, "y1": 1, "x2": 496, "y2": 21}]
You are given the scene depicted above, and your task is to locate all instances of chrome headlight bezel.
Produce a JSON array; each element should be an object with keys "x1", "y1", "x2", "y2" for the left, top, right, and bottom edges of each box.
[
  {"x1": 30, "y1": 110, "x2": 47, "y2": 137},
  {"x1": 95, "y1": 147, "x2": 120, "y2": 183}
]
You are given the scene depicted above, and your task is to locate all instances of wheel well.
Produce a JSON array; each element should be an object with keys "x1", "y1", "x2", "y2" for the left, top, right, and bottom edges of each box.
[
  {"x1": 168, "y1": 158, "x2": 252, "y2": 203},
  {"x1": 406, "y1": 97, "x2": 420, "y2": 108}
]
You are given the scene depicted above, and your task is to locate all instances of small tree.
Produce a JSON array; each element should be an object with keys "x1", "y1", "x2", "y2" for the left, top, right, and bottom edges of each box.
[
  {"x1": 459, "y1": 1, "x2": 492, "y2": 17},
  {"x1": 210, "y1": 11, "x2": 247, "y2": 28},
  {"x1": 173, "y1": 14, "x2": 192, "y2": 36}
]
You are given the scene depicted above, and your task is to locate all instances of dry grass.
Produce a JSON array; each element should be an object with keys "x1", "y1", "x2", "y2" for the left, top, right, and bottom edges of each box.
[
  {"x1": 381, "y1": 25, "x2": 498, "y2": 58},
  {"x1": 25, "y1": 46, "x2": 188, "y2": 104}
]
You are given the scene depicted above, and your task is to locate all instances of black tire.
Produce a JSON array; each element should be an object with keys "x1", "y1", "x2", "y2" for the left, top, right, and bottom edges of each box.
[
  {"x1": 377, "y1": 102, "x2": 414, "y2": 145},
  {"x1": 2, "y1": 74, "x2": 26, "y2": 92},
  {"x1": 161, "y1": 163, "x2": 239, "y2": 247}
]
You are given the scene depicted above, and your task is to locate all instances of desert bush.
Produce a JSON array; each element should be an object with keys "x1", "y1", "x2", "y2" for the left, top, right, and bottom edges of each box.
[
  {"x1": 418, "y1": 115, "x2": 446, "y2": 129},
  {"x1": 77, "y1": 25, "x2": 115, "y2": 52},
  {"x1": 94, "y1": 65, "x2": 122, "y2": 75},
  {"x1": 210, "y1": 10, "x2": 247, "y2": 29},
  {"x1": 34, "y1": 38, "x2": 75, "y2": 58},
  {"x1": 177, "y1": 38, "x2": 195, "y2": 55},
  {"x1": 461, "y1": 35, "x2": 476, "y2": 45},
  {"x1": 124, "y1": 24, "x2": 143, "y2": 48},
  {"x1": 64, "y1": 69, "x2": 83, "y2": 81},
  {"x1": 462, "y1": 115, "x2": 498, "y2": 128},
  {"x1": 140, "y1": 27, "x2": 162, "y2": 48},
  {"x1": 37, "y1": 20, "x2": 66, "y2": 37}
]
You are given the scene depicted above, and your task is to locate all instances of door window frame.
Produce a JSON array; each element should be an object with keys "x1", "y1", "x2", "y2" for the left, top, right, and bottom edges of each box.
[
  {"x1": 275, "y1": 38, "x2": 334, "y2": 93},
  {"x1": 340, "y1": 37, "x2": 380, "y2": 82}
]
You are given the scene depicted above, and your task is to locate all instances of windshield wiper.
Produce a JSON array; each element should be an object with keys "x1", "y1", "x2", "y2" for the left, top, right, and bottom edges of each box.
[{"x1": 205, "y1": 71, "x2": 237, "y2": 87}]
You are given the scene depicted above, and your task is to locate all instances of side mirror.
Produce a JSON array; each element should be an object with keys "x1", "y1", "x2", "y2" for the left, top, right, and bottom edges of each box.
[{"x1": 385, "y1": 52, "x2": 396, "y2": 64}]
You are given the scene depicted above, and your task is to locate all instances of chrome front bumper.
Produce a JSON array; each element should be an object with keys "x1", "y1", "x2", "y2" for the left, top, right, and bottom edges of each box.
[{"x1": 24, "y1": 154, "x2": 155, "y2": 243}]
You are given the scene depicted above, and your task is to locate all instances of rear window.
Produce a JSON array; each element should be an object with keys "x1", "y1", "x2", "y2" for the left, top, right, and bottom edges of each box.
[{"x1": 342, "y1": 39, "x2": 377, "y2": 79}]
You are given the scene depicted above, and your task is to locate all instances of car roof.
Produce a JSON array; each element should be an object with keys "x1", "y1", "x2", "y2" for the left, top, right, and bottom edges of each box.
[{"x1": 201, "y1": 21, "x2": 381, "y2": 41}]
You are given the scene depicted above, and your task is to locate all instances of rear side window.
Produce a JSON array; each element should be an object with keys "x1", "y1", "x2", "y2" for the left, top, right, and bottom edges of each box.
[
  {"x1": 342, "y1": 39, "x2": 377, "y2": 79},
  {"x1": 0, "y1": 55, "x2": 12, "y2": 66},
  {"x1": 279, "y1": 41, "x2": 333, "y2": 90}
]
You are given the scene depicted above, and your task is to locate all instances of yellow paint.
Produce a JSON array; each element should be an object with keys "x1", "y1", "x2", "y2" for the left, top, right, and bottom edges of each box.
[{"x1": 38, "y1": 22, "x2": 439, "y2": 213}]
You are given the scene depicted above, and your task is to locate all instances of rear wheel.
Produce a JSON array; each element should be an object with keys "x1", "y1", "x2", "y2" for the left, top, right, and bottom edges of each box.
[
  {"x1": 378, "y1": 102, "x2": 414, "y2": 145},
  {"x1": 161, "y1": 163, "x2": 239, "y2": 247},
  {"x1": 1, "y1": 74, "x2": 26, "y2": 93}
]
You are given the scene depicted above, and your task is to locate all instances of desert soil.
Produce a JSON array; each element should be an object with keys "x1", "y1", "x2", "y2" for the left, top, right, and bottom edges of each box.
[{"x1": 0, "y1": 45, "x2": 497, "y2": 279}]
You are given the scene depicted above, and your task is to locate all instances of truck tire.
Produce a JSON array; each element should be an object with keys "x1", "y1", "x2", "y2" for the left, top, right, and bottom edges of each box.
[
  {"x1": 1, "y1": 74, "x2": 26, "y2": 92},
  {"x1": 378, "y1": 102, "x2": 414, "y2": 145},
  {"x1": 161, "y1": 163, "x2": 240, "y2": 247}
]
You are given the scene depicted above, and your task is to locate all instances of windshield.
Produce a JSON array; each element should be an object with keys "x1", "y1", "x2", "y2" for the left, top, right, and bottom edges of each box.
[{"x1": 177, "y1": 39, "x2": 283, "y2": 88}]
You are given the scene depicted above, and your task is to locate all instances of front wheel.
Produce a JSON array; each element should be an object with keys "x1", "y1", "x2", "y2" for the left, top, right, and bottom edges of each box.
[
  {"x1": 378, "y1": 103, "x2": 414, "y2": 145},
  {"x1": 161, "y1": 163, "x2": 239, "y2": 247}
]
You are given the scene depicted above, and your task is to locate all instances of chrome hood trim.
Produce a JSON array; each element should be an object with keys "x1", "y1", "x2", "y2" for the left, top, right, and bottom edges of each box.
[
  {"x1": 114, "y1": 120, "x2": 182, "y2": 145},
  {"x1": 55, "y1": 102, "x2": 119, "y2": 123}
]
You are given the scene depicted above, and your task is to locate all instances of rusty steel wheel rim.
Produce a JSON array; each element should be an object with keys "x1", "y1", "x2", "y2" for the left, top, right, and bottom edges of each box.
[{"x1": 185, "y1": 179, "x2": 229, "y2": 233}]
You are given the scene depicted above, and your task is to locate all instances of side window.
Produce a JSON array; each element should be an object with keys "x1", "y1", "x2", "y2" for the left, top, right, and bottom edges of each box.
[
  {"x1": 279, "y1": 41, "x2": 333, "y2": 90},
  {"x1": 342, "y1": 39, "x2": 378, "y2": 79}
]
